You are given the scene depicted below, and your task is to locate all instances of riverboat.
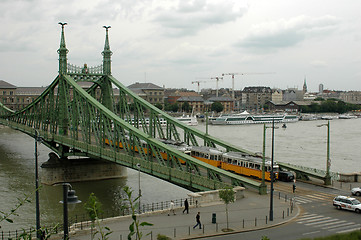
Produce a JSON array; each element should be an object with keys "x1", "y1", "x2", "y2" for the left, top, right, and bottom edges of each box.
[
  {"x1": 175, "y1": 115, "x2": 198, "y2": 126},
  {"x1": 210, "y1": 113, "x2": 299, "y2": 125}
]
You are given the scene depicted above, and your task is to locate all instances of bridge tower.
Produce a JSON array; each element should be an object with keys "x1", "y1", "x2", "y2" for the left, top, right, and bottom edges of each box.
[
  {"x1": 100, "y1": 26, "x2": 114, "y2": 112},
  {"x1": 57, "y1": 22, "x2": 70, "y2": 138}
]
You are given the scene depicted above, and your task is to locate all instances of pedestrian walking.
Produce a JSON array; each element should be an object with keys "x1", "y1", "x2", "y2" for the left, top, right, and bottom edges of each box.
[
  {"x1": 183, "y1": 199, "x2": 189, "y2": 214},
  {"x1": 168, "y1": 200, "x2": 176, "y2": 216},
  {"x1": 193, "y1": 212, "x2": 201, "y2": 229},
  {"x1": 292, "y1": 181, "x2": 296, "y2": 193}
]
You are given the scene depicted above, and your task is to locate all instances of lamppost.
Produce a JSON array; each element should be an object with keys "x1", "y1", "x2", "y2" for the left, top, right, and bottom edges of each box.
[
  {"x1": 261, "y1": 120, "x2": 278, "y2": 220},
  {"x1": 317, "y1": 121, "x2": 331, "y2": 185},
  {"x1": 136, "y1": 163, "x2": 141, "y2": 213},
  {"x1": 260, "y1": 124, "x2": 267, "y2": 191},
  {"x1": 34, "y1": 130, "x2": 42, "y2": 240},
  {"x1": 270, "y1": 118, "x2": 275, "y2": 221},
  {"x1": 59, "y1": 183, "x2": 81, "y2": 240}
]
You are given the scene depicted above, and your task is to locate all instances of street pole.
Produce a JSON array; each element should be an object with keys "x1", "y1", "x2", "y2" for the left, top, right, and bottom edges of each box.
[
  {"x1": 34, "y1": 130, "x2": 42, "y2": 240},
  {"x1": 318, "y1": 121, "x2": 331, "y2": 185},
  {"x1": 261, "y1": 124, "x2": 266, "y2": 186},
  {"x1": 137, "y1": 163, "x2": 141, "y2": 213},
  {"x1": 326, "y1": 121, "x2": 331, "y2": 185},
  {"x1": 269, "y1": 118, "x2": 275, "y2": 221},
  {"x1": 62, "y1": 184, "x2": 69, "y2": 240}
]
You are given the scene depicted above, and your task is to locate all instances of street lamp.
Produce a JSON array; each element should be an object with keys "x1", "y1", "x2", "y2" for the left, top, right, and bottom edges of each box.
[
  {"x1": 136, "y1": 163, "x2": 141, "y2": 213},
  {"x1": 34, "y1": 130, "x2": 42, "y2": 240},
  {"x1": 270, "y1": 118, "x2": 276, "y2": 221},
  {"x1": 59, "y1": 183, "x2": 81, "y2": 240},
  {"x1": 262, "y1": 119, "x2": 279, "y2": 221},
  {"x1": 317, "y1": 121, "x2": 331, "y2": 185}
]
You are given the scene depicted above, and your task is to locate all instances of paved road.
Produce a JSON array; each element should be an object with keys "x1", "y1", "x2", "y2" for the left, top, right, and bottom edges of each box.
[
  {"x1": 206, "y1": 181, "x2": 361, "y2": 240},
  {"x1": 67, "y1": 180, "x2": 360, "y2": 240}
]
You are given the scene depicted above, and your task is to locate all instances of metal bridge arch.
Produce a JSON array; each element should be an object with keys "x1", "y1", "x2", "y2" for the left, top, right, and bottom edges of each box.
[{"x1": 0, "y1": 24, "x2": 266, "y2": 194}]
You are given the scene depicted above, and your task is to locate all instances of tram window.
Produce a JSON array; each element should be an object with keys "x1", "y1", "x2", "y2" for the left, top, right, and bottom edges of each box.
[
  {"x1": 255, "y1": 164, "x2": 260, "y2": 170},
  {"x1": 205, "y1": 154, "x2": 209, "y2": 159},
  {"x1": 228, "y1": 158, "x2": 232, "y2": 163},
  {"x1": 232, "y1": 160, "x2": 237, "y2": 165},
  {"x1": 249, "y1": 163, "x2": 254, "y2": 168},
  {"x1": 210, "y1": 155, "x2": 214, "y2": 160}
]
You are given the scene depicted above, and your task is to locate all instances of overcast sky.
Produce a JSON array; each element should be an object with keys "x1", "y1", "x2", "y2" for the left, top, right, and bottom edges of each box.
[{"x1": 1, "y1": 0, "x2": 360, "y2": 92}]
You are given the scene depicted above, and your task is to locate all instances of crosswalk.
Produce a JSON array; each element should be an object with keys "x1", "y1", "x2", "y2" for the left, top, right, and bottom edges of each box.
[
  {"x1": 293, "y1": 192, "x2": 334, "y2": 204},
  {"x1": 296, "y1": 213, "x2": 361, "y2": 233},
  {"x1": 274, "y1": 190, "x2": 335, "y2": 205}
]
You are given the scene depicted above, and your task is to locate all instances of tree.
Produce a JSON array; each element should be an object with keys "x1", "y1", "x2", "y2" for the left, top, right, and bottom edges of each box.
[
  {"x1": 154, "y1": 103, "x2": 163, "y2": 110},
  {"x1": 181, "y1": 102, "x2": 191, "y2": 112},
  {"x1": 84, "y1": 193, "x2": 112, "y2": 240},
  {"x1": 122, "y1": 186, "x2": 153, "y2": 240},
  {"x1": 211, "y1": 102, "x2": 223, "y2": 113},
  {"x1": 218, "y1": 187, "x2": 235, "y2": 231}
]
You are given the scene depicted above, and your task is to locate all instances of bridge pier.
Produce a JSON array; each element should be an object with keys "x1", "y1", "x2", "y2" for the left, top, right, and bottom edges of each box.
[{"x1": 40, "y1": 152, "x2": 126, "y2": 185}]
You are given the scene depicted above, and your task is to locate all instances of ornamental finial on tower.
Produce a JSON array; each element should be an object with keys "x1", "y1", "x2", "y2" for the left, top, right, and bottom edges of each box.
[
  {"x1": 102, "y1": 26, "x2": 112, "y2": 75},
  {"x1": 58, "y1": 22, "x2": 69, "y2": 74}
]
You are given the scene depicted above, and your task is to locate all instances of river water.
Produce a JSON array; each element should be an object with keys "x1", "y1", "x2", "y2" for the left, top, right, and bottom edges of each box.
[{"x1": 0, "y1": 118, "x2": 360, "y2": 230}]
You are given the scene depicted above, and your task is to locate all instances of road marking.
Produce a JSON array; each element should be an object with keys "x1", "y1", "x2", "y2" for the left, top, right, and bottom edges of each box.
[
  {"x1": 304, "y1": 218, "x2": 338, "y2": 226},
  {"x1": 336, "y1": 226, "x2": 361, "y2": 234},
  {"x1": 305, "y1": 194, "x2": 329, "y2": 200},
  {"x1": 322, "y1": 222, "x2": 356, "y2": 230},
  {"x1": 297, "y1": 214, "x2": 322, "y2": 223},
  {"x1": 315, "y1": 220, "x2": 346, "y2": 227},
  {"x1": 303, "y1": 217, "x2": 331, "y2": 224},
  {"x1": 302, "y1": 230, "x2": 321, "y2": 236}
]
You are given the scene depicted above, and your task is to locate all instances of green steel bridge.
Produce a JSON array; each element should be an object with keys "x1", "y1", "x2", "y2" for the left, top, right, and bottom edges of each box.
[{"x1": 2, "y1": 24, "x2": 315, "y2": 195}]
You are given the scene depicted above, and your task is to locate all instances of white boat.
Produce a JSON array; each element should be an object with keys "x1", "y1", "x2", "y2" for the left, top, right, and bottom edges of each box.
[
  {"x1": 339, "y1": 114, "x2": 358, "y2": 119},
  {"x1": 175, "y1": 115, "x2": 198, "y2": 126},
  {"x1": 300, "y1": 114, "x2": 317, "y2": 121},
  {"x1": 321, "y1": 115, "x2": 338, "y2": 120},
  {"x1": 210, "y1": 113, "x2": 299, "y2": 125}
]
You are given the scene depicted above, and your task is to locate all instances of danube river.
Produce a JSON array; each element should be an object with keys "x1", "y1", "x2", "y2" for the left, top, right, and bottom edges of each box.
[{"x1": 0, "y1": 118, "x2": 360, "y2": 230}]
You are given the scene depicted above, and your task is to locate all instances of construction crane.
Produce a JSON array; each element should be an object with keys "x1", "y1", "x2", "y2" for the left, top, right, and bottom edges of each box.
[
  {"x1": 194, "y1": 77, "x2": 223, "y2": 96},
  {"x1": 192, "y1": 80, "x2": 208, "y2": 94},
  {"x1": 210, "y1": 77, "x2": 223, "y2": 97},
  {"x1": 222, "y1": 72, "x2": 275, "y2": 100}
]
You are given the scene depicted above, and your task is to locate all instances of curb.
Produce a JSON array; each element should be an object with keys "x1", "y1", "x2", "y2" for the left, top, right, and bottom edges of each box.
[{"x1": 177, "y1": 204, "x2": 301, "y2": 240}]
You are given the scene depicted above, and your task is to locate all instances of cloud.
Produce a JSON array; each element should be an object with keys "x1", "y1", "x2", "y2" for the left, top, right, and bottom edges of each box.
[
  {"x1": 153, "y1": 0, "x2": 247, "y2": 37},
  {"x1": 310, "y1": 60, "x2": 328, "y2": 68},
  {"x1": 159, "y1": 42, "x2": 226, "y2": 67},
  {"x1": 235, "y1": 15, "x2": 340, "y2": 52}
]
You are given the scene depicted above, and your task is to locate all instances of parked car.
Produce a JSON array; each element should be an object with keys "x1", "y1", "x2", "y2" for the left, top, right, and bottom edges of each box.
[
  {"x1": 351, "y1": 187, "x2": 361, "y2": 196},
  {"x1": 278, "y1": 171, "x2": 295, "y2": 182},
  {"x1": 333, "y1": 195, "x2": 361, "y2": 213}
]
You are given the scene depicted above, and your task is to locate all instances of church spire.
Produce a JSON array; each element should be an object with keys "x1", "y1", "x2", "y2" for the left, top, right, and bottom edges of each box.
[
  {"x1": 57, "y1": 22, "x2": 69, "y2": 74},
  {"x1": 102, "y1": 26, "x2": 112, "y2": 75},
  {"x1": 303, "y1": 76, "x2": 307, "y2": 93}
]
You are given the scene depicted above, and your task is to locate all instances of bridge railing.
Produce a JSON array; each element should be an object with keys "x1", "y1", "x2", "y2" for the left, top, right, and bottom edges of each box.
[{"x1": 278, "y1": 162, "x2": 339, "y2": 181}]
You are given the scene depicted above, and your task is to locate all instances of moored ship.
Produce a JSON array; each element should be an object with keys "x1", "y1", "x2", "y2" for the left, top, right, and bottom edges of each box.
[{"x1": 210, "y1": 113, "x2": 299, "y2": 125}]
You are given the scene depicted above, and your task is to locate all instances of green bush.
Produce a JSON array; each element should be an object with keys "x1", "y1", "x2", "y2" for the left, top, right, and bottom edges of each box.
[{"x1": 157, "y1": 233, "x2": 172, "y2": 240}]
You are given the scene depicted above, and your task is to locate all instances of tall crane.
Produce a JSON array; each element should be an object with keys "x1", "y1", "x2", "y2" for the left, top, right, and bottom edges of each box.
[
  {"x1": 194, "y1": 76, "x2": 223, "y2": 97},
  {"x1": 210, "y1": 77, "x2": 223, "y2": 97},
  {"x1": 192, "y1": 80, "x2": 208, "y2": 94},
  {"x1": 222, "y1": 72, "x2": 275, "y2": 100}
]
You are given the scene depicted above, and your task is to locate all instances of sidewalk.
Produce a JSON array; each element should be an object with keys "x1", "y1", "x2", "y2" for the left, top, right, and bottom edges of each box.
[{"x1": 70, "y1": 189, "x2": 299, "y2": 240}]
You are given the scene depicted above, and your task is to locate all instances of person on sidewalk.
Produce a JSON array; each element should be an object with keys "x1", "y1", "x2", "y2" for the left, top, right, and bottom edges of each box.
[
  {"x1": 168, "y1": 200, "x2": 176, "y2": 216},
  {"x1": 183, "y1": 199, "x2": 189, "y2": 214},
  {"x1": 193, "y1": 212, "x2": 201, "y2": 229},
  {"x1": 293, "y1": 181, "x2": 296, "y2": 193}
]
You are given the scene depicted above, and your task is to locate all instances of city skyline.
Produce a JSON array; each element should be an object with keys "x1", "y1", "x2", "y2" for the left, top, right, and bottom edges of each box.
[{"x1": 0, "y1": 0, "x2": 360, "y2": 92}]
